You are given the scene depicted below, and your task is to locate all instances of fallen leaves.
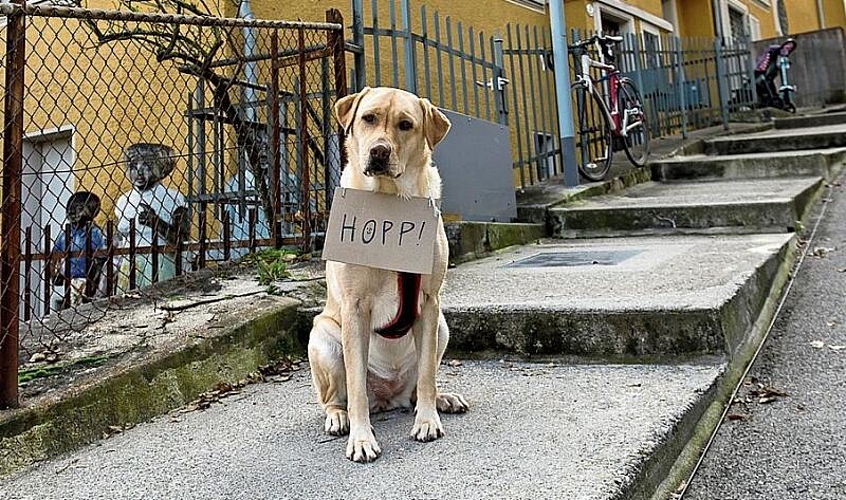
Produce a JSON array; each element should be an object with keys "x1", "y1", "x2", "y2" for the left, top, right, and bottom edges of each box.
[
  {"x1": 730, "y1": 377, "x2": 790, "y2": 415},
  {"x1": 172, "y1": 357, "x2": 303, "y2": 417},
  {"x1": 101, "y1": 422, "x2": 136, "y2": 440},
  {"x1": 812, "y1": 246, "x2": 836, "y2": 258},
  {"x1": 810, "y1": 340, "x2": 845, "y2": 351},
  {"x1": 749, "y1": 385, "x2": 788, "y2": 405},
  {"x1": 28, "y1": 351, "x2": 60, "y2": 364}
]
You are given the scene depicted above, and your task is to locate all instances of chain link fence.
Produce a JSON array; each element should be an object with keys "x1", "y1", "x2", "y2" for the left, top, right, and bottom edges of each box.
[{"x1": 0, "y1": 2, "x2": 347, "y2": 406}]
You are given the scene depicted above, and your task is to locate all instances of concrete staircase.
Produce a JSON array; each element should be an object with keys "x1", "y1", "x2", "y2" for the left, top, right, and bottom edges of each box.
[
  {"x1": 5, "y1": 116, "x2": 846, "y2": 500},
  {"x1": 436, "y1": 115, "x2": 846, "y2": 498}
]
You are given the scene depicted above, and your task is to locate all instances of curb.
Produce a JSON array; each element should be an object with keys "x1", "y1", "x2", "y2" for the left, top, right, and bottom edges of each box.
[{"x1": 0, "y1": 297, "x2": 307, "y2": 478}]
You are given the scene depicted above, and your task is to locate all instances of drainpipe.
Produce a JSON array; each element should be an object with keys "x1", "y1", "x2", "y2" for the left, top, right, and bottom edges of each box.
[
  {"x1": 816, "y1": 0, "x2": 826, "y2": 29},
  {"x1": 239, "y1": 0, "x2": 258, "y2": 121},
  {"x1": 549, "y1": 0, "x2": 579, "y2": 187},
  {"x1": 711, "y1": 0, "x2": 725, "y2": 44}
]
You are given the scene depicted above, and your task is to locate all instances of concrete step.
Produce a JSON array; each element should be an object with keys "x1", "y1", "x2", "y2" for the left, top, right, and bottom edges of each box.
[
  {"x1": 704, "y1": 124, "x2": 846, "y2": 155},
  {"x1": 0, "y1": 359, "x2": 725, "y2": 500},
  {"x1": 774, "y1": 111, "x2": 846, "y2": 129},
  {"x1": 651, "y1": 148, "x2": 846, "y2": 182},
  {"x1": 442, "y1": 234, "x2": 793, "y2": 358},
  {"x1": 548, "y1": 177, "x2": 822, "y2": 238}
]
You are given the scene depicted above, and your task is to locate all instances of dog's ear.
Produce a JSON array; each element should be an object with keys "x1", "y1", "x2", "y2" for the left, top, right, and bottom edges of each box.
[
  {"x1": 334, "y1": 87, "x2": 371, "y2": 135},
  {"x1": 420, "y1": 98, "x2": 451, "y2": 150}
]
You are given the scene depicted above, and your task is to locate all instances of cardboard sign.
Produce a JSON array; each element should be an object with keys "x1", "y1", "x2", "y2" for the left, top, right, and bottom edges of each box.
[{"x1": 322, "y1": 188, "x2": 440, "y2": 274}]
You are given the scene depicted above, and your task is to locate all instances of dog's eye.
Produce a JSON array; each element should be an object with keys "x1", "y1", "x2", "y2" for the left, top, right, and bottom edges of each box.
[
  {"x1": 398, "y1": 120, "x2": 413, "y2": 131},
  {"x1": 362, "y1": 114, "x2": 376, "y2": 124}
]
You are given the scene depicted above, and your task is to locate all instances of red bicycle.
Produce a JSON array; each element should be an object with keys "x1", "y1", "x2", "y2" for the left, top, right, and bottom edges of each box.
[{"x1": 569, "y1": 34, "x2": 650, "y2": 181}]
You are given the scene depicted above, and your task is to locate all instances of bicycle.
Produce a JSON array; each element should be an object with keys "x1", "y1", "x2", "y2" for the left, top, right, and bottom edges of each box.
[
  {"x1": 569, "y1": 34, "x2": 650, "y2": 181},
  {"x1": 754, "y1": 38, "x2": 797, "y2": 113}
]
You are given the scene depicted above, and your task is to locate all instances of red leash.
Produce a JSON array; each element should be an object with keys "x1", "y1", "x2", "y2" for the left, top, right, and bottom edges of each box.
[{"x1": 374, "y1": 272, "x2": 421, "y2": 339}]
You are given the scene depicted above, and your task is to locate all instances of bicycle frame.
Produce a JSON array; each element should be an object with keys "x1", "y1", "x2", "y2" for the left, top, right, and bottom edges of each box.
[
  {"x1": 778, "y1": 53, "x2": 796, "y2": 108},
  {"x1": 574, "y1": 48, "x2": 642, "y2": 139}
]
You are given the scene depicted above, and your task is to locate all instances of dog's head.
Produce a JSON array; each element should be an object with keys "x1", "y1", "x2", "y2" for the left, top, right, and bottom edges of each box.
[
  {"x1": 334, "y1": 87, "x2": 451, "y2": 179},
  {"x1": 124, "y1": 143, "x2": 176, "y2": 191}
]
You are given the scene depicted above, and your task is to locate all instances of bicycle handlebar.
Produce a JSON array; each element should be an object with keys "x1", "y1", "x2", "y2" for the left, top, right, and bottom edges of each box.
[{"x1": 568, "y1": 34, "x2": 623, "y2": 51}]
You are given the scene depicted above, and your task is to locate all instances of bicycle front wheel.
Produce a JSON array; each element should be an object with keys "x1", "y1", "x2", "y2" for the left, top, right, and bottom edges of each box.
[
  {"x1": 572, "y1": 82, "x2": 612, "y2": 181},
  {"x1": 618, "y1": 79, "x2": 650, "y2": 167}
]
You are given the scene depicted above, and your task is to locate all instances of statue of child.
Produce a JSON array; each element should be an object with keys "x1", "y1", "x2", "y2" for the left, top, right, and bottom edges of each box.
[
  {"x1": 115, "y1": 143, "x2": 189, "y2": 292},
  {"x1": 50, "y1": 191, "x2": 106, "y2": 311}
]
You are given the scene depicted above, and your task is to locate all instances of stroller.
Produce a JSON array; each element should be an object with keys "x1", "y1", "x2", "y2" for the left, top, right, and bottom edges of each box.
[{"x1": 754, "y1": 39, "x2": 797, "y2": 113}]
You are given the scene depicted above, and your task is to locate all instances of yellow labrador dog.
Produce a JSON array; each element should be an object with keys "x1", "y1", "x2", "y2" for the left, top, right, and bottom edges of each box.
[{"x1": 308, "y1": 87, "x2": 469, "y2": 463}]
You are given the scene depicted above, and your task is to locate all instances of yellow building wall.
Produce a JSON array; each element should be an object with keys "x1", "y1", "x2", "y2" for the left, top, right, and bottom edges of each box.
[
  {"x1": 785, "y1": 0, "x2": 823, "y2": 33},
  {"x1": 746, "y1": 1, "x2": 778, "y2": 38},
  {"x1": 823, "y1": 0, "x2": 846, "y2": 29},
  {"x1": 674, "y1": 0, "x2": 716, "y2": 38},
  {"x1": 0, "y1": 0, "x2": 247, "y2": 237},
  {"x1": 626, "y1": 0, "x2": 664, "y2": 17}
]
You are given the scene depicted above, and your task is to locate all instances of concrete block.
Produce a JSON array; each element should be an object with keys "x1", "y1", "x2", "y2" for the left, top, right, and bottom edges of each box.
[
  {"x1": 651, "y1": 149, "x2": 846, "y2": 182},
  {"x1": 548, "y1": 177, "x2": 823, "y2": 238}
]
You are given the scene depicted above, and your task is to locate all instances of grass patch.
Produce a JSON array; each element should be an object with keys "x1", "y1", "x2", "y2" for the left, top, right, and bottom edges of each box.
[{"x1": 18, "y1": 353, "x2": 118, "y2": 384}]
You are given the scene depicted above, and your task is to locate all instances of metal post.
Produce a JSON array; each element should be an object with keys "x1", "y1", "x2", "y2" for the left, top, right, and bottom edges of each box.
[
  {"x1": 491, "y1": 37, "x2": 508, "y2": 126},
  {"x1": 298, "y1": 28, "x2": 312, "y2": 252},
  {"x1": 816, "y1": 0, "x2": 826, "y2": 29},
  {"x1": 351, "y1": 0, "x2": 366, "y2": 90},
  {"x1": 401, "y1": 0, "x2": 417, "y2": 94},
  {"x1": 0, "y1": 3, "x2": 25, "y2": 408},
  {"x1": 270, "y1": 30, "x2": 282, "y2": 248},
  {"x1": 549, "y1": 0, "x2": 578, "y2": 187},
  {"x1": 327, "y1": 9, "x2": 349, "y2": 169},
  {"x1": 674, "y1": 36, "x2": 688, "y2": 139},
  {"x1": 714, "y1": 38, "x2": 730, "y2": 130},
  {"x1": 744, "y1": 36, "x2": 757, "y2": 108}
]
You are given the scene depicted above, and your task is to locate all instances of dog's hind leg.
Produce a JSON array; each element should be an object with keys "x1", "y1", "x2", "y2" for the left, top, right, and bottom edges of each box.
[
  {"x1": 434, "y1": 312, "x2": 470, "y2": 414},
  {"x1": 308, "y1": 315, "x2": 349, "y2": 436}
]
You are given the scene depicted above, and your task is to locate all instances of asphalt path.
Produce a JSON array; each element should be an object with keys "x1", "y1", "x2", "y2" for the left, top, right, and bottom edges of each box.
[{"x1": 685, "y1": 180, "x2": 846, "y2": 499}]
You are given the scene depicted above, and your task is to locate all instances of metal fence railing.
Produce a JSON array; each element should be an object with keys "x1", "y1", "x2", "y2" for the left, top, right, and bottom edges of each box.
[
  {"x1": 570, "y1": 29, "x2": 757, "y2": 143},
  {"x1": 348, "y1": 0, "x2": 759, "y2": 190},
  {"x1": 0, "y1": 2, "x2": 347, "y2": 407}
]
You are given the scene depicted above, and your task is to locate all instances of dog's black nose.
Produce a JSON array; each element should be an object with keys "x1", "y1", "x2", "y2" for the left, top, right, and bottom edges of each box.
[{"x1": 369, "y1": 144, "x2": 391, "y2": 161}]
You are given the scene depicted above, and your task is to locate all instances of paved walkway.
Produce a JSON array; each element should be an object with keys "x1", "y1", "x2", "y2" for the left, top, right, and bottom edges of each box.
[
  {"x1": 685, "y1": 178, "x2": 846, "y2": 499},
  {"x1": 1, "y1": 361, "x2": 720, "y2": 500}
]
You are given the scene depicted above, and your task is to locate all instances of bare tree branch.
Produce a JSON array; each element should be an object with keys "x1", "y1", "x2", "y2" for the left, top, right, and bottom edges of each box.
[{"x1": 70, "y1": 0, "x2": 277, "y2": 224}]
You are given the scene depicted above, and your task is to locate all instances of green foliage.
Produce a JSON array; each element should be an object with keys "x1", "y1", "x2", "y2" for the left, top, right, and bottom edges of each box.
[
  {"x1": 19, "y1": 353, "x2": 115, "y2": 383},
  {"x1": 247, "y1": 249, "x2": 296, "y2": 286}
]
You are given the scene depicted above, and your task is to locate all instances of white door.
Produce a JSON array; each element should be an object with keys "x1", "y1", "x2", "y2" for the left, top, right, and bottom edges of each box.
[{"x1": 20, "y1": 132, "x2": 75, "y2": 318}]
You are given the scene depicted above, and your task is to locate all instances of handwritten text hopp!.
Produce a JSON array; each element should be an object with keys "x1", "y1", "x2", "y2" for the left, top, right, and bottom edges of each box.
[
  {"x1": 339, "y1": 214, "x2": 428, "y2": 247},
  {"x1": 322, "y1": 188, "x2": 440, "y2": 274}
]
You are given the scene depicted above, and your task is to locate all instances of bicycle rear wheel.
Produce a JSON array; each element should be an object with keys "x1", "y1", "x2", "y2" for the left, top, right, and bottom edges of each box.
[
  {"x1": 618, "y1": 79, "x2": 650, "y2": 167},
  {"x1": 572, "y1": 82, "x2": 612, "y2": 181}
]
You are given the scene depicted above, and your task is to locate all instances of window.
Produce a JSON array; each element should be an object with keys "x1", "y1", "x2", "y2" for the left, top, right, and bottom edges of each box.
[{"x1": 749, "y1": 15, "x2": 762, "y2": 41}]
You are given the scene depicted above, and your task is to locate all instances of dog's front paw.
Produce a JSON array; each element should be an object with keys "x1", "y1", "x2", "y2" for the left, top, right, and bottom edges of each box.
[
  {"x1": 346, "y1": 427, "x2": 382, "y2": 463},
  {"x1": 436, "y1": 392, "x2": 469, "y2": 414},
  {"x1": 324, "y1": 408, "x2": 349, "y2": 436},
  {"x1": 411, "y1": 410, "x2": 444, "y2": 442}
]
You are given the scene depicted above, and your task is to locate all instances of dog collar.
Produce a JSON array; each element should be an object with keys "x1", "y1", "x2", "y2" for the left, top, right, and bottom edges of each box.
[{"x1": 375, "y1": 272, "x2": 421, "y2": 339}]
